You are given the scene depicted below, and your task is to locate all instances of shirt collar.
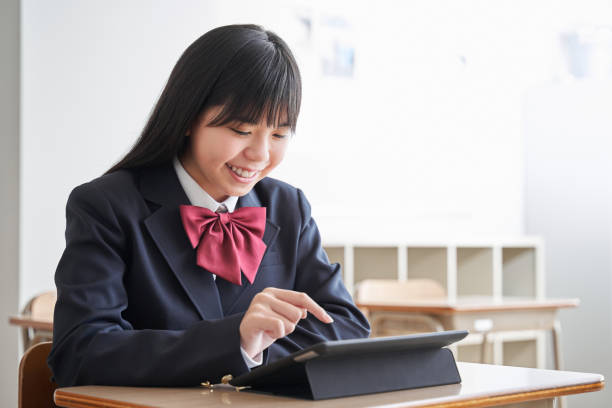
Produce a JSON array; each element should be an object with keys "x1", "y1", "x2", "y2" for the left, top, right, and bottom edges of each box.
[{"x1": 173, "y1": 157, "x2": 238, "y2": 212}]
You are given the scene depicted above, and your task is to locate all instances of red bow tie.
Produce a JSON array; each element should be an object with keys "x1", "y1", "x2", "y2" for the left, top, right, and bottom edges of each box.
[{"x1": 179, "y1": 205, "x2": 267, "y2": 285}]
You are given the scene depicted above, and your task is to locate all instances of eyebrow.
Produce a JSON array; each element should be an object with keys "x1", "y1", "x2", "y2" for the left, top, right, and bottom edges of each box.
[
  {"x1": 232, "y1": 118, "x2": 291, "y2": 128},
  {"x1": 229, "y1": 117, "x2": 254, "y2": 124}
]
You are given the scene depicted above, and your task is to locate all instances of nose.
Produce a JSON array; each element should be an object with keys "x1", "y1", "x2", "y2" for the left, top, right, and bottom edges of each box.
[{"x1": 244, "y1": 133, "x2": 270, "y2": 163}]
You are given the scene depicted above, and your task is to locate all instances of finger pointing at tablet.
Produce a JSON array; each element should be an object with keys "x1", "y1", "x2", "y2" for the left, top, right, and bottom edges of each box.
[
  {"x1": 268, "y1": 288, "x2": 333, "y2": 323},
  {"x1": 239, "y1": 287, "x2": 333, "y2": 359}
]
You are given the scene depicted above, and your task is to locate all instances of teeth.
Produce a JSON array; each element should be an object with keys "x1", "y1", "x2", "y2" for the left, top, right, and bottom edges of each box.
[{"x1": 229, "y1": 164, "x2": 256, "y2": 178}]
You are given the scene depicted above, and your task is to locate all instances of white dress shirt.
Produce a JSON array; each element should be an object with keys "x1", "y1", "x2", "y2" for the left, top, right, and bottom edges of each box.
[{"x1": 173, "y1": 157, "x2": 263, "y2": 368}]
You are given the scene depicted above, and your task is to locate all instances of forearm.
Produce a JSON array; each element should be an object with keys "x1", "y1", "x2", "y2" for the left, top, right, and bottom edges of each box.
[{"x1": 49, "y1": 313, "x2": 249, "y2": 387}]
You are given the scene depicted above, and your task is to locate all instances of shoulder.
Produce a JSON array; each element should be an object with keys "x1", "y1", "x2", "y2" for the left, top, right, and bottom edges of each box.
[
  {"x1": 253, "y1": 177, "x2": 296, "y2": 199},
  {"x1": 67, "y1": 168, "x2": 143, "y2": 216},
  {"x1": 254, "y1": 177, "x2": 309, "y2": 207},
  {"x1": 253, "y1": 177, "x2": 312, "y2": 224},
  {"x1": 70, "y1": 169, "x2": 138, "y2": 199}
]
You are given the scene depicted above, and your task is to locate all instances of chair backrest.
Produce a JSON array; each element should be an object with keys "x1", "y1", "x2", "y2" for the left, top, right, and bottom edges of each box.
[
  {"x1": 28, "y1": 291, "x2": 56, "y2": 321},
  {"x1": 21, "y1": 291, "x2": 56, "y2": 350},
  {"x1": 18, "y1": 341, "x2": 57, "y2": 408},
  {"x1": 354, "y1": 279, "x2": 446, "y2": 304},
  {"x1": 354, "y1": 279, "x2": 447, "y2": 337}
]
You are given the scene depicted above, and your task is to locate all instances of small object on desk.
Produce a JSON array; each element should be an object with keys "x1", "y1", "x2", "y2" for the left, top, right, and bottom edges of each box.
[
  {"x1": 201, "y1": 375, "x2": 251, "y2": 392},
  {"x1": 229, "y1": 330, "x2": 468, "y2": 400}
]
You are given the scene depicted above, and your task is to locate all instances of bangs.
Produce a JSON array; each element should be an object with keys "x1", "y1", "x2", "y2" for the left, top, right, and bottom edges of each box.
[{"x1": 205, "y1": 37, "x2": 301, "y2": 132}]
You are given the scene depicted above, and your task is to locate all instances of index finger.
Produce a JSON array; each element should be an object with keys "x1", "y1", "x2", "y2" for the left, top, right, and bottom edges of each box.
[{"x1": 265, "y1": 288, "x2": 333, "y2": 323}]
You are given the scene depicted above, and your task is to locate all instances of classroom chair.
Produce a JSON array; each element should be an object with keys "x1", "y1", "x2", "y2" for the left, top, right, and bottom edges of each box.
[
  {"x1": 18, "y1": 341, "x2": 57, "y2": 408},
  {"x1": 354, "y1": 279, "x2": 446, "y2": 337},
  {"x1": 20, "y1": 291, "x2": 56, "y2": 350}
]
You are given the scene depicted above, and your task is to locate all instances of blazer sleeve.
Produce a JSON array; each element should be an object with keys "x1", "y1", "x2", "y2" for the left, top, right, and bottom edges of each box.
[
  {"x1": 48, "y1": 182, "x2": 250, "y2": 387},
  {"x1": 267, "y1": 189, "x2": 371, "y2": 361}
]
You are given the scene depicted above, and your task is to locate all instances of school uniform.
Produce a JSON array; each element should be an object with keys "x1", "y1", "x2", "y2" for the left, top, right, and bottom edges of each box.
[{"x1": 48, "y1": 161, "x2": 370, "y2": 387}]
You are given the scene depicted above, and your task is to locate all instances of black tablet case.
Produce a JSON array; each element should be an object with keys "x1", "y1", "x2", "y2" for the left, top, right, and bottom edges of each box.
[{"x1": 231, "y1": 331, "x2": 465, "y2": 400}]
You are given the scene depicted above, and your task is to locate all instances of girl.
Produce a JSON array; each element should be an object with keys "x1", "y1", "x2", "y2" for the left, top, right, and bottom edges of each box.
[{"x1": 48, "y1": 24, "x2": 370, "y2": 387}]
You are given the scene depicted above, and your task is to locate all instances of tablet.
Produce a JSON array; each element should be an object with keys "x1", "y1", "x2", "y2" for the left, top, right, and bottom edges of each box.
[{"x1": 230, "y1": 329, "x2": 468, "y2": 388}]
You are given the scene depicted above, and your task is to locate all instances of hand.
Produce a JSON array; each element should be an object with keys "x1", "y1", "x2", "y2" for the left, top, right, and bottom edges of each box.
[{"x1": 239, "y1": 287, "x2": 333, "y2": 359}]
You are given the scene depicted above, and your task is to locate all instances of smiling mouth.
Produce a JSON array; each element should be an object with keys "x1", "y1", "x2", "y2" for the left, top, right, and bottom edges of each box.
[{"x1": 226, "y1": 163, "x2": 261, "y2": 179}]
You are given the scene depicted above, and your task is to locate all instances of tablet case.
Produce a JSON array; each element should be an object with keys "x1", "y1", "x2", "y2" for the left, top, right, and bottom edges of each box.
[{"x1": 231, "y1": 333, "x2": 464, "y2": 400}]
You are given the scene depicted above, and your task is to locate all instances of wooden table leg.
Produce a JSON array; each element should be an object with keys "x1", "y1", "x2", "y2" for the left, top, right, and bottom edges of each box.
[
  {"x1": 551, "y1": 319, "x2": 565, "y2": 408},
  {"x1": 552, "y1": 320, "x2": 563, "y2": 370},
  {"x1": 480, "y1": 331, "x2": 489, "y2": 364}
]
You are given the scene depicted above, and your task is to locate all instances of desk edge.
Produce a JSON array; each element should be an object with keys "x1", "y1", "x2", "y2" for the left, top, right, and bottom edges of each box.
[
  {"x1": 416, "y1": 381, "x2": 604, "y2": 408},
  {"x1": 55, "y1": 388, "x2": 154, "y2": 408},
  {"x1": 53, "y1": 381, "x2": 604, "y2": 408}
]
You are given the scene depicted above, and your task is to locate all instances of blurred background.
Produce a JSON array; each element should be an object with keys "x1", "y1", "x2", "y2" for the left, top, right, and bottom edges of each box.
[{"x1": 1, "y1": 0, "x2": 611, "y2": 406}]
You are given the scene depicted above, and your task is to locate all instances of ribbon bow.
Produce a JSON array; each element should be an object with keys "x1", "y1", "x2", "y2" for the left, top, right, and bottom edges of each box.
[{"x1": 179, "y1": 205, "x2": 267, "y2": 285}]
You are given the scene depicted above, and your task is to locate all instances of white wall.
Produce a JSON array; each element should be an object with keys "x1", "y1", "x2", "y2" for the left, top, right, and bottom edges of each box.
[
  {"x1": 524, "y1": 81, "x2": 612, "y2": 407},
  {"x1": 20, "y1": 0, "x2": 532, "y2": 307},
  {"x1": 19, "y1": 0, "x2": 299, "y2": 306},
  {"x1": 1, "y1": 0, "x2": 20, "y2": 405}
]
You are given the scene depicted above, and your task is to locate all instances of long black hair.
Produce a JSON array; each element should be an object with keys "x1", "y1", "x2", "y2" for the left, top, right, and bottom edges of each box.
[{"x1": 107, "y1": 24, "x2": 301, "y2": 173}]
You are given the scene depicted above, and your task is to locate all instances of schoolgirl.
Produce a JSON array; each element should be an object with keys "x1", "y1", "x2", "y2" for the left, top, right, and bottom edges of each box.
[{"x1": 48, "y1": 24, "x2": 369, "y2": 386}]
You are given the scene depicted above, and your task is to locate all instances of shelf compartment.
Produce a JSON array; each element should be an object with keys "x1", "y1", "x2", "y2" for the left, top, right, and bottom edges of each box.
[
  {"x1": 502, "y1": 247, "x2": 537, "y2": 297},
  {"x1": 457, "y1": 247, "x2": 494, "y2": 296},
  {"x1": 406, "y1": 247, "x2": 448, "y2": 293},
  {"x1": 353, "y1": 247, "x2": 398, "y2": 284}
]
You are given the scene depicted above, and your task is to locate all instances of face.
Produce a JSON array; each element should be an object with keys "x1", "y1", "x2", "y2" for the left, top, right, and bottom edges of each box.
[{"x1": 180, "y1": 106, "x2": 291, "y2": 202}]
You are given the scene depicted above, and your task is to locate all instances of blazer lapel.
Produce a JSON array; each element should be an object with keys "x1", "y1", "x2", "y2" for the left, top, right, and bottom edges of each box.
[
  {"x1": 139, "y1": 164, "x2": 224, "y2": 320},
  {"x1": 215, "y1": 188, "x2": 281, "y2": 315}
]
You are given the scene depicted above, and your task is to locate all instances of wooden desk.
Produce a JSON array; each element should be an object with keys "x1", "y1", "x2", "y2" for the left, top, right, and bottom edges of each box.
[
  {"x1": 10, "y1": 291, "x2": 56, "y2": 349},
  {"x1": 358, "y1": 297, "x2": 579, "y2": 369},
  {"x1": 9, "y1": 315, "x2": 53, "y2": 332},
  {"x1": 9, "y1": 314, "x2": 54, "y2": 350},
  {"x1": 54, "y1": 362, "x2": 603, "y2": 408}
]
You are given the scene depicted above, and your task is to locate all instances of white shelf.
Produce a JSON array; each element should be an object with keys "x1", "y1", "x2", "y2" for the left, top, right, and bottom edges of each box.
[
  {"x1": 323, "y1": 237, "x2": 547, "y2": 368},
  {"x1": 324, "y1": 238, "x2": 543, "y2": 299}
]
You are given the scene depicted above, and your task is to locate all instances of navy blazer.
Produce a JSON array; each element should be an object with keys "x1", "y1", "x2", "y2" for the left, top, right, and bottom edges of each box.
[{"x1": 48, "y1": 163, "x2": 370, "y2": 387}]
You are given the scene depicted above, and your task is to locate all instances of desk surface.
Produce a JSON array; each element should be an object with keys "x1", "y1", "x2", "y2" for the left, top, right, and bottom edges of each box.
[
  {"x1": 54, "y1": 362, "x2": 603, "y2": 408},
  {"x1": 357, "y1": 296, "x2": 579, "y2": 314},
  {"x1": 9, "y1": 298, "x2": 578, "y2": 331}
]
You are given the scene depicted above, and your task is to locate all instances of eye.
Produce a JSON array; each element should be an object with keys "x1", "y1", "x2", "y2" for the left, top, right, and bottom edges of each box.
[
  {"x1": 273, "y1": 133, "x2": 288, "y2": 139},
  {"x1": 230, "y1": 128, "x2": 251, "y2": 136}
]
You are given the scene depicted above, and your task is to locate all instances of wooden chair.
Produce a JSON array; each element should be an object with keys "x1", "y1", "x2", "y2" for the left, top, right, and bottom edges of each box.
[
  {"x1": 354, "y1": 279, "x2": 446, "y2": 337},
  {"x1": 21, "y1": 291, "x2": 56, "y2": 350},
  {"x1": 18, "y1": 341, "x2": 57, "y2": 408}
]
